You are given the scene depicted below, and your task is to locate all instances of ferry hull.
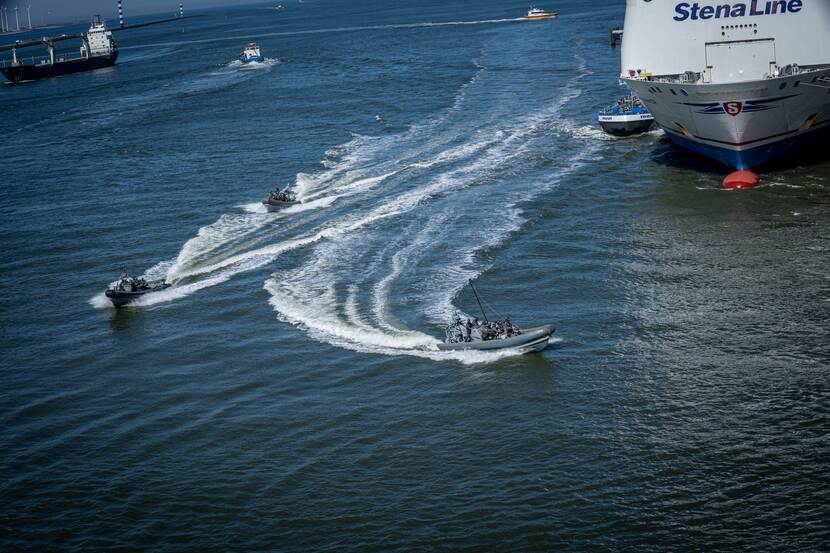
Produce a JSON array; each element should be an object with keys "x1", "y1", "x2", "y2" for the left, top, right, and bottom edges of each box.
[
  {"x1": 623, "y1": 68, "x2": 830, "y2": 170},
  {"x1": 1, "y1": 52, "x2": 118, "y2": 84}
]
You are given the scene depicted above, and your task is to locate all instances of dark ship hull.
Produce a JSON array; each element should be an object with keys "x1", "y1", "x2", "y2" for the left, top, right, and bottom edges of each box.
[
  {"x1": 598, "y1": 118, "x2": 656, "y2": 137},
  {"x1": 1, "y1": 51, "x2": 118, "y2": 84},
  {"x1": 105, "y1": 281, "x2": 170, "y2": 307}
]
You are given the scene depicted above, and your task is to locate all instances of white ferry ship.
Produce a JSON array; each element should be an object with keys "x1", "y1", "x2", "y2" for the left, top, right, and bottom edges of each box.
[{"x1": 620, "y1": 0, "x2": 830, "y2": 172}]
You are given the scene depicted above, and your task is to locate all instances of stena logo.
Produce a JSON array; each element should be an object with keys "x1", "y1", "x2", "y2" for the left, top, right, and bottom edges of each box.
[
  {"x1": 674, "y1": 0, "x2": 804, "y2": 21},
  {"x1": 723, "y1": 102, "x2": 743, "y2": 116}
]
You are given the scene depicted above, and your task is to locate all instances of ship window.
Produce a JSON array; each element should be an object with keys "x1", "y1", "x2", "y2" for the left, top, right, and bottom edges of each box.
[
  {"x1": 670, "y1": 89, "x2": 677, "y2": 95},
  {"x1": 779, "y1": 82, "x2": 787, "y2": 90},
  {"x1": 681, "y1": 89, "x2": 689, "y2": 96},
  {"x1": 656, "y1": 87, "x2": 663, "y2": 93},
  {"x1": 794, "y1": 81, "x2": 800, "y2": 88}
]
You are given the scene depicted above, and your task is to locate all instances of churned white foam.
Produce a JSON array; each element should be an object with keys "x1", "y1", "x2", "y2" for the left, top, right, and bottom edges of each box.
[
  {"x1": 258, "y1": 51, "x2": 599, "y2": 361},
  {"x1": 371, "y1": 214, "x2": 449, "y2": 332},
  {"x1": 241, "y1": 202, "x2": 268, "y2": 214},
  {"x1": 301, "y1": 171, "x2": 398, "y2": 203},
  {"x1": 242, "y1": 197, "x2": 336, "y2": 215},
  {"x1": 567, "y1": 124, "x2": 664, "y2": 142},
  {"x1": 264, "y1": 279, "x2": 526, "y2": 365},
  {"x1": 89, "y1": 292, "x2": 111, "y2": 309},
  {"x1": 572, "y1": 125, "x2": 620, "y2": 141},
  {"x1": 223, "y1": 57, "x2": 280, "y2": 71},
  {"x1": 100, "y1": 41, "x2": 590, "y2": 369},
  {"x1": 167, "y1": 212, "x2": 271, "y2": 281}
]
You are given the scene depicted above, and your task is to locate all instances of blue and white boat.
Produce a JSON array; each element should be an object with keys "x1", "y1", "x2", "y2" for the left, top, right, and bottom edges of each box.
[
  {"x1": 239, "y1": 43, "x2": 264, "y2": 63},
  {"x1": 620, "y1": 0, "x2": 830, "y2": 172},
  {"x1": 598, "y1": 95, "x2": 655, "y2": 136}
]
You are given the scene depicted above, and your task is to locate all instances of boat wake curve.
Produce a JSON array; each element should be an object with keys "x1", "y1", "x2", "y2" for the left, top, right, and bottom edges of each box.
[
  {"x1": 93, "y1": 44, "x2": 594, "y2": 364},
  {"x1": 262, "y1": 58, "x2": 598, "y2": 362}
]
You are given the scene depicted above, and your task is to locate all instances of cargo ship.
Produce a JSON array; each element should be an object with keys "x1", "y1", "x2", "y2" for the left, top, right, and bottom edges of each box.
[
  {"x1": 1, "y1": 1, "x2": 192, "y2": 84},
  {"x1": 619, "y1": 0, "x2": 830, "y2": 179},
  {"x1": 1, "y1": 16, "x2": 117, "y2": 84}
]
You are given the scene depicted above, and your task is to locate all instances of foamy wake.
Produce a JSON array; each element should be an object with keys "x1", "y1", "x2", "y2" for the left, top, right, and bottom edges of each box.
[
  {"x1": 265, "y1": 279, "x2": 537, "y2": 365},
  {"x1": 262, "y1": 63, "x2": 596, "y2": 362},
  {"x1": 93, "y1": 47, "x2": 596, "y2": 363},
  {"x1": 221, "y1": 57, "x2": 281, "y2": 72}
]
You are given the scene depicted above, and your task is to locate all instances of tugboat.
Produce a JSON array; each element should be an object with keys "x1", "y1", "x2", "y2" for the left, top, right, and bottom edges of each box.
[
  {"x1": 105, "y1": 272, "x2": 170, "y2": 307},
  {"x1": 239, "y1": 43, "x2": 264, "y2": 64},
  {"x1": 597, "y1": 95, "x2": 655, "y2": 136},
  {"x1": 437, "y1": 281, "x2": 556, "y2": 354},
  {"x1": 262, "y1": 188, "x2": 299, "y2": 212},
  {"x1": 0, "y1": 15, "x2": 117, "y2": 84},
  {"x1": 523, "y1": 6, "x2": 557, "y2": 20}
]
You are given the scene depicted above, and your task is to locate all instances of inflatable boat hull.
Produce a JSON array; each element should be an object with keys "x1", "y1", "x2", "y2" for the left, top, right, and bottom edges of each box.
[
  {"x1": 105, "y1": 283, "x2": 170, "y2": 307},
  {"x1": 437, "y1": 324, "x2": 555, "y2": 353},
  {"x1": 262, "y1": 198, "x2": 300, "y2": 212}
]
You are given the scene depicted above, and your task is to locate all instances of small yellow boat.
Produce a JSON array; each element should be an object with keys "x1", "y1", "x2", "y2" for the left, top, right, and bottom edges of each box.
[{"x1": 523, "y1": 6, "x2": 557, "y2": 20}]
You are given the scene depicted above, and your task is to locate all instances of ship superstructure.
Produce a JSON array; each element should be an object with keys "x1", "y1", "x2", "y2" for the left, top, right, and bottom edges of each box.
[{"x1": 620, "y1": 0, "x2": 830, "y2": 170}]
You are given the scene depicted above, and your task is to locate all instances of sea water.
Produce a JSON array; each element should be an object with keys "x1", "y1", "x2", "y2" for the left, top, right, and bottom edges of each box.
[{"x1": 1, "y1": 0, "x2": 828, "y2": 549}]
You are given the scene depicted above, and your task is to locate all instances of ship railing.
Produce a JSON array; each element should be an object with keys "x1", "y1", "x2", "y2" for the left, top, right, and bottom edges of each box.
[
  {"x1": 1, "y1": 56, "x2": 43, "y2": 67},
  {"x1": 769, "y1": 63, "x2": 830, "y2": 79},
  {"x1": 637, "y1": 72, "x2": 701, "y2": 85},
  {"x1": 3, "y1": 51, "x2": 90, "y2": 67},
  {"x1": 625, "y1": 74, "x2": 688, "y2": 84}
]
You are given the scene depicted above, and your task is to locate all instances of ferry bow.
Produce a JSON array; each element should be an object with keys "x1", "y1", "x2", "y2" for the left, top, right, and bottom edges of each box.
[{"x1": 620, "y1": 0, "x2": 830, "y2": 171}]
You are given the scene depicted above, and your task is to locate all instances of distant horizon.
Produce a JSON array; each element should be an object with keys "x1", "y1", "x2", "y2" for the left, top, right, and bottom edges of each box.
[{"x1": 0, "y1": 0, "x2": 269, "y2": 27}]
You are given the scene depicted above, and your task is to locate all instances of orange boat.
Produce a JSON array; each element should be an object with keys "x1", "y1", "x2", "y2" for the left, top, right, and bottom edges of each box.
[{"x1": 523, "y1": 6, "x2": 557, "y2": 20}]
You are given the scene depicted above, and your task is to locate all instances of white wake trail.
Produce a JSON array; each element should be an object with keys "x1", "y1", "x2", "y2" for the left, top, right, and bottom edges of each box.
[{"x1": 261, "y1": 43, "x2": 599, "y2": 362}]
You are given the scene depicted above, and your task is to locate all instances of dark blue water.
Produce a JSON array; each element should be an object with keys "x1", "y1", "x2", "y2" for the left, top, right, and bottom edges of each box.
[{"x1": 2, "y1": 1, "x2": 829, "y2": 550}]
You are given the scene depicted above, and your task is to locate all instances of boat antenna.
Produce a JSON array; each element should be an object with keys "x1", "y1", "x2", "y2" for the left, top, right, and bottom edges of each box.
[{"x1": 468, "y1": 280, "x2": 488, "y2": 323}]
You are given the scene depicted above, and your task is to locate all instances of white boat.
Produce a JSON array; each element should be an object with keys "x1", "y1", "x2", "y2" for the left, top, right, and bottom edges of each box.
[
  {"x1": 598, "y1": 95, "x2": 656, "y2": 136},
  {"x1": 523, "y1": 6, "x2": 557, "y2": 20},
  {"x1": 620, "y1": 0, "x2": 830, "y2": 171},
  {"x1": 239, "y1": 42, "x2": 264, "y2": 63}
]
